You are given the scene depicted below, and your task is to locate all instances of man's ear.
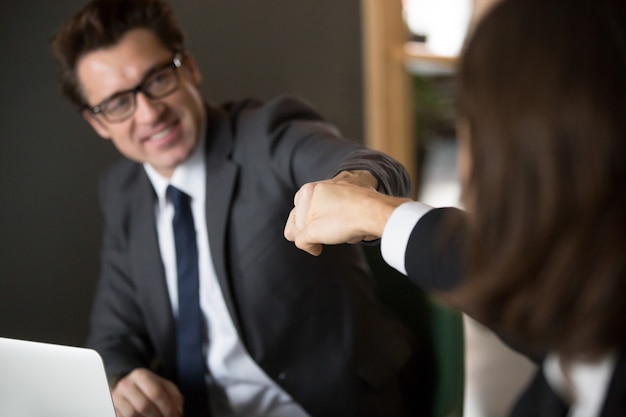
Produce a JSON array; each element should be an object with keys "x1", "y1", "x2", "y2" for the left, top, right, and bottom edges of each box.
[
  {"x1": 82, "y1": 109, "x2": 111, "y2": 139},
  {"x1": 181, "y1": 51, "x2": 202, "y2": 86}
]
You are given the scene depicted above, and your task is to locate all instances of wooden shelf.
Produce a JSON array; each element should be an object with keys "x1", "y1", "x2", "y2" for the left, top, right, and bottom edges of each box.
[
  {"x1": 399, "y1": 41, "x2": 457, "y2": 76},
  {"x1": 400, "y1": 41, "x2": 458, "y2": 67},
  {"x1": 361, "y1": 0, "x2": 500, "y2": 193}
]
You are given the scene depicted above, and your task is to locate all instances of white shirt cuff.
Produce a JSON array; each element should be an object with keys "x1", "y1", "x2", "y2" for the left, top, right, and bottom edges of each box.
[{"x1": 380, "y1": 201, "x2": 433, "y2": 275}]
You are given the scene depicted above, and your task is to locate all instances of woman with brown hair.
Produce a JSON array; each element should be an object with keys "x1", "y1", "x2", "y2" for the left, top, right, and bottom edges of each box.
[{"x1": 285, "y1": 0, "x2": 626, "y2": 414}]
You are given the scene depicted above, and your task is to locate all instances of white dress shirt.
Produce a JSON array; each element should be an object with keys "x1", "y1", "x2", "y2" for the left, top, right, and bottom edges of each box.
[
  {"x1": 144, "y1": 138, "x2": 309, "y2": 417},
  {"x1": 544, "y1": 352, "x2": 616, "y2": 417},
  {"x1": 380, "y1": 201, "x2": 615, "y2": 416}
]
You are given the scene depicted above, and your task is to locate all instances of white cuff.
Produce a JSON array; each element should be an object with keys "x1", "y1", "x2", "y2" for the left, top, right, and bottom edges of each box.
[{"x1": 380, "y1": 201, "x2": 433, "y2": 275}]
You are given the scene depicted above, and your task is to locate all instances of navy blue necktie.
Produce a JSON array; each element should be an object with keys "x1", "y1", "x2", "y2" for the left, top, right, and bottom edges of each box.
[{"x1": 169, "y1": 185, "x2": 211, "y2": 417}]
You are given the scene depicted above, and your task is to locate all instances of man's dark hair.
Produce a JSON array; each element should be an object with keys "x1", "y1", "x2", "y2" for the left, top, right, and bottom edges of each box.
[{"x1": 51, "y1": 0, "x2": 186, "y2": 109}]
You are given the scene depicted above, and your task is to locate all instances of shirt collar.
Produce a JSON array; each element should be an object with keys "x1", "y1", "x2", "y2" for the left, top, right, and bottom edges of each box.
[{"x1": 544, "y1": 351, "x2": 617, "y2": 413}]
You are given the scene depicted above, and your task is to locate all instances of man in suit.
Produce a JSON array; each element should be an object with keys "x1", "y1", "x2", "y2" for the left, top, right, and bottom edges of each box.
[
  {"x1": 284, "y1": 0, "x2": 626, "y2": 415},
  {"x1": 50, "y1": 0, "x2": 426, "y2": 416}
]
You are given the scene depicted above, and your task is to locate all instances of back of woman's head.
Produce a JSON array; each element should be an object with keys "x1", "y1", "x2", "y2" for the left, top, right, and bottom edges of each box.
[{"x1": 456, "y1": 0, "x2": 626, "y2": 359}]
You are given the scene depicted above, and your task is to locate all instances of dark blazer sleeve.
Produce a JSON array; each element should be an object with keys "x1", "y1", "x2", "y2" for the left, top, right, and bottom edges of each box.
[
  {"x1": 406, "y1": 208, "x2": 549, "y2": 365},
  {"x1": 333, "y1": 149, "x2": 411, "y2": 196},
  {"x1": 231, "y1": 95, "x2": 411, "y2": 197},
  {"x1": 404, "y1": 207, "x2": 467, "y2": 292}
]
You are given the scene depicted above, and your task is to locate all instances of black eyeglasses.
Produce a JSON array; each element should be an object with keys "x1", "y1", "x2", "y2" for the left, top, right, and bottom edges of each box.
[{"x1": 87, "y1": 53, "x2": 182, "y2": 123}]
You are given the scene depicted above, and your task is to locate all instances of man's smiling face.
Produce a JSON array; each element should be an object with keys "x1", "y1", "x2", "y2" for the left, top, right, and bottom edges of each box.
[{"x1": 78, "y1": 28, "x2": 205, "y2": 178}]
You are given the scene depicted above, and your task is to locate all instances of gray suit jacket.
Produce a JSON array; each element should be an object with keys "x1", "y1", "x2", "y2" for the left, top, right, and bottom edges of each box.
[{"x1": 87, "y1": 96, "x2": 425, "y2": 416}]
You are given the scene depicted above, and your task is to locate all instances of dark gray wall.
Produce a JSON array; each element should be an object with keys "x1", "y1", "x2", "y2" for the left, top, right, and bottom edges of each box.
[{"x1": 0, "y1": 1, "x2": 363, "y2": 346}]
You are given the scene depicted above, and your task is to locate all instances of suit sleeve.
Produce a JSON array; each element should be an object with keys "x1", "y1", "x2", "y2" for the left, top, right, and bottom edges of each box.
[
  {"x1": 403, "y1": 207, "x2": 466, "y2": 292},
  {"x1": 233, "y1": 96, "x2": 411, "y2": 197},
  {"x1": 399, "y1": 208, "x2": 548, "y2": 363},
  {"x1": 332, "y1": 149, "x2": 411, "y2": 197}
]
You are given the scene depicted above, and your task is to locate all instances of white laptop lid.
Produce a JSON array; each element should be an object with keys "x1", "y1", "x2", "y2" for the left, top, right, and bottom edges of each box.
[{"x1": 0, "y1": 337, "x2": 116, "y2": 417}]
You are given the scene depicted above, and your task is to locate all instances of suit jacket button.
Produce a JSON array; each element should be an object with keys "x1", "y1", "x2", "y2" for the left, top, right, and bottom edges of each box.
[{"x1": 278, "y1": 372, "x2": 287, "y2": 381}]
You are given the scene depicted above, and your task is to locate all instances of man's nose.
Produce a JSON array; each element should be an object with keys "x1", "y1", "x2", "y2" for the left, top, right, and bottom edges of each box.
[{"x1": 134, "y1": 91, "x2": 163, "y2": 122}]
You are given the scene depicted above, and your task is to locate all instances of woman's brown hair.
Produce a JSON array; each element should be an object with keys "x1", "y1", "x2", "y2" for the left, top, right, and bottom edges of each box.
[
  {"x1": 50, "y1": 0, "x2": 185, "y2": 110},
  {"x1": 454, "y1": 0, "x2": 626, "y2": 359}
]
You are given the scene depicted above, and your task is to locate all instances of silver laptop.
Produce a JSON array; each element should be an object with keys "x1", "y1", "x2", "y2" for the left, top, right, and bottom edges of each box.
[{"x1": 0, "y1": 337, "x2": 116, "y2": 417}]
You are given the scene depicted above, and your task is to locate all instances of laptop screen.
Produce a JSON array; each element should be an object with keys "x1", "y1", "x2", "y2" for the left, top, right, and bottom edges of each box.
[{"x1": 0, "y1": 337, "x2": 116, "y2": 417}]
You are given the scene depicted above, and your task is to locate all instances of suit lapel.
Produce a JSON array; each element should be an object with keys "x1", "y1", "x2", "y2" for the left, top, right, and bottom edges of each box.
[
  {"x1": 599, "y1": 353, "x2": 626, "y2": 417},
  {"x1": 128, "y1": 173, "x2": 177, "y2": 376},
  {"x1": 512, "y1": 354, "x2": 626, "y2": 417},
  {"x1": 510, "y1": 369, "x2": 569, "y2": 417},
  {"x1": 203, "y1": 106, "x2": 242, "y2": 335}
]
